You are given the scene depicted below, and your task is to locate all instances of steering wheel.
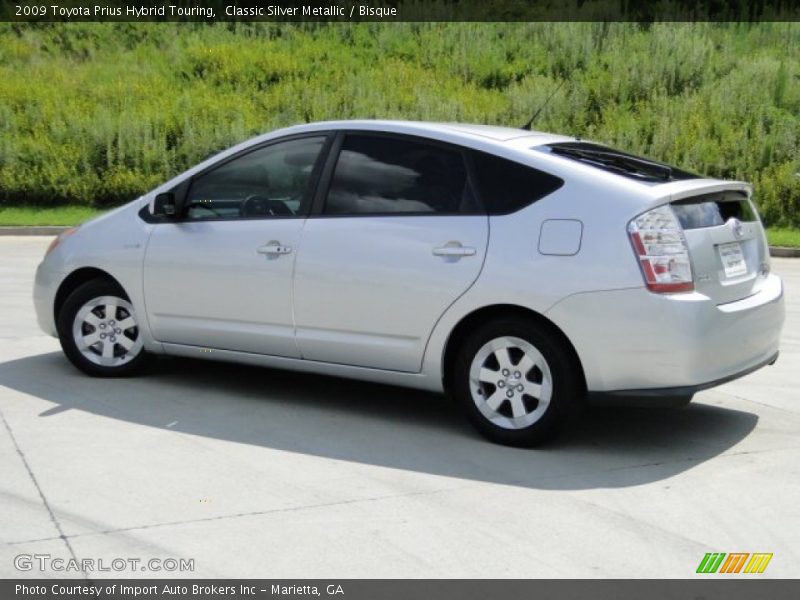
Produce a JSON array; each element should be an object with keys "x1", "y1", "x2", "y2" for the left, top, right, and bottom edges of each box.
[
  {"x1": 241, "y1": 195, "x2": 269, "y2": 217},
  {"x1": 241, "y1": 195, "x2": 293, "y2": 217}
]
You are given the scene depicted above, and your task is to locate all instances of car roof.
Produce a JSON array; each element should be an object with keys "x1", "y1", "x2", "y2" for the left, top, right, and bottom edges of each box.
[{"x1": 278, "y1": 119, "x2": 575, "y2": 147}]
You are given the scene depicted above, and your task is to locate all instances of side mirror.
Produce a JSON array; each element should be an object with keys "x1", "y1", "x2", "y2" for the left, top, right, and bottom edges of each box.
[{"x1": 153, "y1": 192, "x2": 177, "y2": 218}]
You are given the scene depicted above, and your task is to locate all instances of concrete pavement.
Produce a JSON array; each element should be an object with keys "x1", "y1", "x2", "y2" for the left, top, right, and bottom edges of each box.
[{"x1": 0, "y1": 236, "x2": 798, "y2": 578}]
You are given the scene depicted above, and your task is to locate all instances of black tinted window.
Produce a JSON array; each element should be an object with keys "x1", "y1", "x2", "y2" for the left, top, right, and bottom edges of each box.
[
  {"x1": 672, "y1": 192, "x2": 758, "y2": 229},
  {"x1": 184, "y1": 136, "x2": 326, "y2": 220},
  {"x1": 470, "y1": 151, "x2": 564, "y2": 215},
  {"x1": 324, "y1": 135, "x2": 478, "y2": 215}
]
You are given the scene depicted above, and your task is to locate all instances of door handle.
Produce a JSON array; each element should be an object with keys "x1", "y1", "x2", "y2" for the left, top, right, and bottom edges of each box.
[
  {"x1": 257, "y1": 242, "x2": 292, "y2": 256},
  {"x1": 433, "y1": 243, "x2": 476, "y2": 258}
]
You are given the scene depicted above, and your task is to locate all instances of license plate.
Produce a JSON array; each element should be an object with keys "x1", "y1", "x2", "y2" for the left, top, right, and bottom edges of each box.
[{"x1": 718, "y1": 242, "x2": 747, "y2": 278}]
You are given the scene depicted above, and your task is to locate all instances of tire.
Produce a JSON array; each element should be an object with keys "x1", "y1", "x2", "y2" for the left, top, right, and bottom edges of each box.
[
  {"x1": 451, "y1": 317, "x2": 581, "y2": 446},
  {"x1": 56, "y1": 278, "x2": 149, "y2": 377}
]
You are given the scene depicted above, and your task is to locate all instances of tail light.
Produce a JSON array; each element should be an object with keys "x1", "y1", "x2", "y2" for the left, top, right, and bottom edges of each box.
[{"x1": 628, "y1": 205, "x2": 694, "y2": 293}]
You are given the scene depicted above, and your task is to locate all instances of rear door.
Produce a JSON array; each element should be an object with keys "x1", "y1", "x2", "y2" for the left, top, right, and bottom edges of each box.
[
  {"x1": 292, "y1": 132, "x2": 489, "y2": 372},
  {"x1": 671, "y1": 187, "x2": 769, "y2": 304}
]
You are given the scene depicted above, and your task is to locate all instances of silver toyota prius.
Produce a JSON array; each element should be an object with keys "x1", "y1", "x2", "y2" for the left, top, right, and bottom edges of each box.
[{"x1": 33, "y1": 120, "x2": 785, "y2": 445}]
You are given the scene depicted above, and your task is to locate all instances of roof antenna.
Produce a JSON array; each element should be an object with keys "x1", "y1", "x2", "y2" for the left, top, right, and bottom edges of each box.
[{"x1": 521, "y1": 79, "x2": 566, "y2": 131}]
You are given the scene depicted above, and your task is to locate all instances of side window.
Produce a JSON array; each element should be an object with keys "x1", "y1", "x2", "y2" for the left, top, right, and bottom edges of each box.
[
  {"x1": 183, "y1": 136, "x2": 326, "y2": 221},
  {"x1": 471, "y1": 151, "x2": 564, "y2": 215},
  {"x1": 323, "y1": 134, "x2": 479, "y2": 215}
]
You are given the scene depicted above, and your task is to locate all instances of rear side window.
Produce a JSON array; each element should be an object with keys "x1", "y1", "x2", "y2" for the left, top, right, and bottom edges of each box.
[
  {"x1": 671, "y1": 192, "x2": 758, "y2": 229},
  {"x1": 324, "y1": 134, "x2": 479, "y2": 215},
  {"x1": 470, "y1": 151, "x2": 564, "y2": 215}
]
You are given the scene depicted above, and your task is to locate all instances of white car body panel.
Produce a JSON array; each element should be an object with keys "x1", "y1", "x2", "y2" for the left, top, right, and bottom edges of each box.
[
  {"x1": 293, "y1": 215, "x2": 489, "y2": 372},
  {"x1": 143, "y1": 219, "x2": 305, "y2": 357}
]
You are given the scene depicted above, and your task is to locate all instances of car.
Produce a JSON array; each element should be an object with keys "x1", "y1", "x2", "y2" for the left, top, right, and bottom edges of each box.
[{"x1": 33, "y1": 120, "x2": 785, "y2": 446}]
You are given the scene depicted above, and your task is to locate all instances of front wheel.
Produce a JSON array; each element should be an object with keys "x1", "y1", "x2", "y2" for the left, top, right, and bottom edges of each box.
[
  {"x1": 452, "y1": 317, "x2": 581, "y2": 446},
  {"x1": 57, "y1": 279, "x2": 148, "y2": 377}
]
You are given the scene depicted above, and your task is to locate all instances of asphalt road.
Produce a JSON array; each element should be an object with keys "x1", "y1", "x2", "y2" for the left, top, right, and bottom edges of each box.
[{"x1": 1, "y1": 236, "x2": 798, "y2": 579}]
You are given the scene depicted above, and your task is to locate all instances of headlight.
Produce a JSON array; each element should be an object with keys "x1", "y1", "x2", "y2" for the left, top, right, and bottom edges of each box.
[{"x1": 44, "y1": 227, "x2": 78, "y2": 257}]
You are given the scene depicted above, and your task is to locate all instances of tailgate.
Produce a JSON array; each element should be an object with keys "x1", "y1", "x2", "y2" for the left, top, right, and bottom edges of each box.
[{"x1": 671, "y1": 190, "x2": 769, "y2": 305}]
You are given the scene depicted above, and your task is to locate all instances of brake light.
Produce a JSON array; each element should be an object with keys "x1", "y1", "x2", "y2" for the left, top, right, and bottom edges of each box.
[{"x1": 628, "y1": 205, "x2": 694, "y2": 293}]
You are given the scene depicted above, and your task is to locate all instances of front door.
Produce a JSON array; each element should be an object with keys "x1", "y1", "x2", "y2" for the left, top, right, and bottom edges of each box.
[{"x1": 143, "y1": 135, "x2": 329, "y2": 357}]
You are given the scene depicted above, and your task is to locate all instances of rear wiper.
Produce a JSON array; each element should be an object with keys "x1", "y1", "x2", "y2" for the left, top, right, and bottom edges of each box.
[{"x1": 552, "y1": 146, "x2": 673, "y2": 181}]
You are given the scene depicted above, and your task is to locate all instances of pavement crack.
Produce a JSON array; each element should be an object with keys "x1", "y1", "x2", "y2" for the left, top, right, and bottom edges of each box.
[
  {"x1": 6, "y1": 485, "x2": 463, "y2": 547},
  {"x1": 723, "y1": 393, "x2": 800, "y2": 415},
  {"x1": 0, "y1": 407, "x2": 89, "y2": 580}
]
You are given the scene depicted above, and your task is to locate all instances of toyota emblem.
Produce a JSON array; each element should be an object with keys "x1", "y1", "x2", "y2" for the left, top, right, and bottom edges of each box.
[{"x1": 729, "y1": 218, "x2": 744, "y2": 238}]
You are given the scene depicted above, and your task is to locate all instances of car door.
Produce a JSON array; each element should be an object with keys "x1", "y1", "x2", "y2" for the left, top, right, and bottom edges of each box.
[
  {"x1": 292, "y1": 132, "x2": 489, "y2": 372},
  {"x1": 143, "y1": 134, "x2": 329, "y2": 357}
]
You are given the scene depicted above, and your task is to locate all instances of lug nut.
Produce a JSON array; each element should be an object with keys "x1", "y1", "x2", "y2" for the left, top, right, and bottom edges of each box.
[
  {"x1": 109, "y1": 320, "x2": 115, "y2": 326},
  {"x1": 99, "y1": 323, "x2": 106, "y2": 329},
  {"x1": 115, "y1": 328, "x2": 121, "y2": 334},
  {"x1": 99, "y1": 333, "x2": 106, "y2": 339},
  {"x1": 517, "y1": 384, "x2": 524, "y2": 392},
  {"x1": 506, "y1": 390, "x2": 514, "y2": 398},
  {"x1": 514, "y1": 371, "x2": 521, "y2": 378},
  {"x1": 502, "y1": 369, "x2": 510, "y2": 376},
  {"x1": 497, "y1": 381, "x2": 505, "y2": 388}
]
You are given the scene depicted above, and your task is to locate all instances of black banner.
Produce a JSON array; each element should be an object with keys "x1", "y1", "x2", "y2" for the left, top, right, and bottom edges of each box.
[
  {"x1": 3, "y1": 0, "x2": 800, "y2": 23},
  {"x1": 4, "y1": 580, "x2": 800, "y2": 600}
]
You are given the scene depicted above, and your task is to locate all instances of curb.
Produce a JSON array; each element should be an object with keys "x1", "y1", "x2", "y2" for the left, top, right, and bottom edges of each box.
[
  {"x1": 769, "y1": 246, "x2": 800, "y2": 258},
  {"x1": 1, "y1": 226, "x2": 799, "y2": 258},
  {"x1": 0, "y1": 226, "x2": 70, "y2": 236}
]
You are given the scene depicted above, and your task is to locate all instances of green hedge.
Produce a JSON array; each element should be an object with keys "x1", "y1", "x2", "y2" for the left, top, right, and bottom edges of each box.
[{"x1": 1, "y1": 22, "x2": 798, "y2": 226}]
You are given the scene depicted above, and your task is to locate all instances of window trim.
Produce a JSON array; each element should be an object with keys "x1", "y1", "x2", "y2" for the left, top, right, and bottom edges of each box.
[
  {"x1": 309, "y1": 130, "x2": 486, "y2": 218},
  {"x1": 141, "y1": 132, "x2": 334, "y2": 224}
]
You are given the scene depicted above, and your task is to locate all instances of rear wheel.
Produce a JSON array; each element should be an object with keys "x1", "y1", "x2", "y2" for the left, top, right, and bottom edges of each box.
[
  {"x1": 57, "y1": 279, "x2": 148, "y2": 377},
  {"x1": 452, "y1": 317, "x2": 581, "y2": 446}
]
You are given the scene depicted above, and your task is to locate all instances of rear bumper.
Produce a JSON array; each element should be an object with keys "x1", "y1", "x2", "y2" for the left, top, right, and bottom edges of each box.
[
  {"x1": 586, "y1": 351, "x2": 779, "y2": 406},
  {"x1": 546, "y1": 273, "x2": 785, "y2": 397}
]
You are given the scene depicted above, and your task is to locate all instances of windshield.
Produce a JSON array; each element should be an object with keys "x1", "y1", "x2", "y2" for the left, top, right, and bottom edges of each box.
[{"x1": 541, "y1": 142, "x2": 701, "y2": 183}]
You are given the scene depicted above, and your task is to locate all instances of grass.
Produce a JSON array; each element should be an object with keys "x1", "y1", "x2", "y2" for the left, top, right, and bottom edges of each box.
[
  {"x1": 766, "y1": 228, "x2": 800, "y2": 248},
  {"x1": 1, "y1": 205, "x2": 798, "y2": 248},
  {"x1": 0, "y1": 22, "x2": 799, "y2": 227},
  {"x1": 0, "y1": 206, "x2": 104, "y2": 226}
]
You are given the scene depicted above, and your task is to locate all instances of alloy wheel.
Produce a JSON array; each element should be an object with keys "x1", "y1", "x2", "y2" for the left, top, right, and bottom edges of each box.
[
  {"x1": 71, "y1": 295, "x2": 143, "y2": 367},
  {"x1": 468, "y1": 335, "x2": 553, "y2": 430}
]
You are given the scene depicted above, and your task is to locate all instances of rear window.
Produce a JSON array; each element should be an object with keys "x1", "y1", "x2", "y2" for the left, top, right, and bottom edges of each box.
[
  {"x1": 543, "y1": 142, "x2": 700, "y2": 183},
  {"x1": 671, "y1": 192, "x2": 758, "y2": 230},
  {"x1": 470, "y1": 151, "x2": 564, "y2": 215}
]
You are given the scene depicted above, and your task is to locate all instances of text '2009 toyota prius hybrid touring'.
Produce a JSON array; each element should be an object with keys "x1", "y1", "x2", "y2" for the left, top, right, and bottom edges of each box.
[{"x1": 34, "y1": 121, "x2": 785, "y2": 446}]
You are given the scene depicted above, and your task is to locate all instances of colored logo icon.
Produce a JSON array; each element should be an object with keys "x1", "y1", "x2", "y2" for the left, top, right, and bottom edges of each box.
[{"x1": 696, "y1": 553, "x2": 773, "y2": 574}]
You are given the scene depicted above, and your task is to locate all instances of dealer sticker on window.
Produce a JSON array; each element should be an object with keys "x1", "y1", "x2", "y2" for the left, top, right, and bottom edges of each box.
[{"x1": 718, "y1": 242, "x2": 747, "y2": 278}]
